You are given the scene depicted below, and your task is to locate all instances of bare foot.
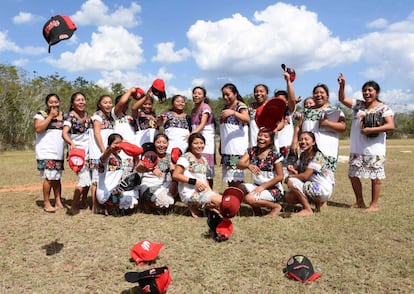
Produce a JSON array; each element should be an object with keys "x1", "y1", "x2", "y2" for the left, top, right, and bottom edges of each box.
[
  {"x1": 189, "y1": 206, "x2": 200, "y2": 218},
  {"x1": 265, "y1": 207, "x2": 282, "y2": 218},
  {"x1": 350, "y1": 202, "x2": 367, "y2": 209},
  {"x1": 296, "y1": 209, "x2": 313, "y2": 216},
  {"x1": 44, "y1": 206, "x2": 56, "y2": 213},
  {"x1": 55, "y1": 202, "x2": 65, "y2": 210},
  {"x1": 364, "y1": 205, "x2": 379, "y2": 212}
]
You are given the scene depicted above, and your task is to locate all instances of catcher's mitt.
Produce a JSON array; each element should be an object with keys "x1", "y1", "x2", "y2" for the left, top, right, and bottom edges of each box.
[
  {"x1": 118, "y1": 172, "x2": 141, "y2": 192},
  {"x1": 360, "y1": 112, "x2": 384, "y2": 137}
]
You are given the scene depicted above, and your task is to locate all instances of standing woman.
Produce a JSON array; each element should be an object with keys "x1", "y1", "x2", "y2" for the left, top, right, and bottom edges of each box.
[
  {"x1": 111, "y1": 92, "x2": 136, "y2": 144},
  {"x1": 190, "y1": 86, "x2": 216, "y2": 188},
  {"x1": 88, "y1": 95, "x2": 114, "y2": 213},
  {"x1": 292, "y1": 83, "x2": 346, "y2": 173},
  {"x1": 158, "y1": 94, "x2": 190, "y2": 154},
  {"x1": 248, "y1": 84, "x2": 269, "y2": 147},
  {"x1": 34, "y1": 93, "x2": 65, "y2": 212},
  {"x1": 131, "y1": 90, "x2": 159, "y2": 146},
  {"x1": 62, "y1": 92, "x2": 92, "y2": 214},
  {"x1": 219, "y1": 83, "x2": 250, "y2": 187},
  {"x1": 338, "y1": 74, "x2": 395, "y2": 212}
]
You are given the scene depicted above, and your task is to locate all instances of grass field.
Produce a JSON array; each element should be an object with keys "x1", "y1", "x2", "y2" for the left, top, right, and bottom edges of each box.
[{"x1": 0, "y1": 139, "x2": 413, "y2": 293}]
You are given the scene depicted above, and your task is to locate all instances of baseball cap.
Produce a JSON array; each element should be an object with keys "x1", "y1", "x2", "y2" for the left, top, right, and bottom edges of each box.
[
  {"x1": 170, "y1": 147, "x2": 182, "y2": 164},
  {"x1": 43, "y1": 15, "x2": 77, "y2": 53},
  {"x1": 284, "y1": 255, "x2": 321, "y2": 283},
  {"x1": 130, "y1": 240, "x2": 164, "y2": 265},
  {"x1": 131, "y1": 87, "x2": 145, "y2": 100},
  {"x1": 281, "y1": 64, "x2": 296, "y2": 82},
  {"x1": 151, "y1": 79, "x2": 167, "y2": 103},
  {"x1": 220, "y1": 187, "x2": 244, "y2": 218},
  {"x1": 255, "y1": 97, "x2": 287, "y2": 131},
  {"x1": 215, "y1": 218, "x2": 233, "y2": 241},
  {"x1": 118, "y1": 142, "x2": 144, "y2": 157},
  {"x1": 68, "y1": 148, "x2": 85, "y2": 173}
]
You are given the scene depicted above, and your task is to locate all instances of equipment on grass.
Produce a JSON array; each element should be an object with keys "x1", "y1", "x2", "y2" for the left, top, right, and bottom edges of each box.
[
  {"x1": 130, "y1": 240, "x2": 164, "y2": 265},
  {"x1": 284, "y1": 255, "x2": 321, "y2": 283},
  {"x1": 125, "y1": 266, "x2": 172, "y2": 294}
]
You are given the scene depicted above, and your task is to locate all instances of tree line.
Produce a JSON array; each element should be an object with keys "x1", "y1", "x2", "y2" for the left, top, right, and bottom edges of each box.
[{"x1": 0, "y1": 63, "x2": 412, "y2": 150}]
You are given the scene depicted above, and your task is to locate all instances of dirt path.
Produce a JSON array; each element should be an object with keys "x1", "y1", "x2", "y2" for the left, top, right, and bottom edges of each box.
[{"x1": 0, "y1": 182, "x2": 76, "y2": 193}]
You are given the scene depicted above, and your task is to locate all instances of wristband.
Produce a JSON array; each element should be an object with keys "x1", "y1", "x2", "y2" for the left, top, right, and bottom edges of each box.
[{"x1": 188, "y1": 178, "x2": 197, "y2": 185}]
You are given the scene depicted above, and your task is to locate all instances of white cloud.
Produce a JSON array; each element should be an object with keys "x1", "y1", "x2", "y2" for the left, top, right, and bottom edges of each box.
[
  {"x1": 152, "y1": 42, "x2": 191, "y2": 63},
  {"x1": 367, "y1": 18, "x2": 388, "y2": 29},
  {"x1": 0, "y1": 31, "x2": 46, "y2": 55},
  {"x1": 13, "y1": 12, "x2": 39, "y2": 24},
  {"x1": 71, "y1": 0, "x2": 141, "y2": 28},
  {"x1": 0, "y1": 31, "x2": 20, "y2": 52},
  {"x1": 12, "y1": 58, "x2": 28, "y2": 67},
  {"x1": 45, "y1": 26, "x2": 144, "y2": 72},
  {"x1": 187, "y1": 2, "x2": 362, "y2": 76}
]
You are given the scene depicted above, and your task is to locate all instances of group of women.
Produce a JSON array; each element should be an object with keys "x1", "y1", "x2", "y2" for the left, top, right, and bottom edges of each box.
[{"x1": 34, "y1": 72, "x2": 395, "y2": 217}]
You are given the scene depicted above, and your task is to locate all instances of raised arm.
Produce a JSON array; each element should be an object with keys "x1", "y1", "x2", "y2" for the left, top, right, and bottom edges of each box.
[
  {"x1": 284, "y1": 71, "x2": 296, "y2": 113},
  {"x1": 338, "y1": 73, "x2": 353, "y2": 109}
]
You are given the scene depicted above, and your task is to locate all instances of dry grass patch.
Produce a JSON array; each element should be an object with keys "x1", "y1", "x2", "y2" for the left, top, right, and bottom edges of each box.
[{"x1": 0, "y1": 140, "x2": 413, "y2": 293}]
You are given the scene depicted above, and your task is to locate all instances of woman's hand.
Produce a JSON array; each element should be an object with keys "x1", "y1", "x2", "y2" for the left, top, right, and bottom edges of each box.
[
  {"x1": 221, "y1": 109, "x2": 235, "y2": 120},
  {"x1": 49, "y1": 106, "x2": 59, "y2": 118},
  {"x1": 153, "y1": 168, "x2": 163, "y2": 177},
  {"x1": 195, "y1": 180, "x2": 207, "y2": 192},
  {"x1": 251, "y1": 185, "x2": 265, "y2": 196},
  {"x1": 247, "y1": 164, "x2": 261, "y2": 175}
]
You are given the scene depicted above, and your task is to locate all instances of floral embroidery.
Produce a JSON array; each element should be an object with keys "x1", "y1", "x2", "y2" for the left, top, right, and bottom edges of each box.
[
  {"x1": 220, "y1": 101, "x2": 248, "y2": 125},
  {"x1": 248, "y1": 147, "x2": 283, "y2": 200},
  {"x1": 65, "y1": 112, "x2": 91, "y2": 134},
  {"x1": 37, "y1": 159, "x2": 64, "y2": 171},
  {"x1": 137, "y1": 112, "x2": 158, "y2": 130},
  {"x1": 221, "y1": 154, "x2": 242, "y2": 169},
  {"x1": 163, "y1": 111, "x2": 190, "y2": 130}
]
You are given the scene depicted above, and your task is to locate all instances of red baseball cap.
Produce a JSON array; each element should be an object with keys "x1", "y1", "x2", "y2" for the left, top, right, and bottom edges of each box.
[
  {"x1": 118, "y1": 142, "x2": 144, "y2": 157},
  {"x1": 130, "y1": 240, "x2": 164, "y2": 265},
  {"x1": 170, "y1": 147, "x2": 182, "y2": 164},
  {"x1": 68, "y1": 148, "x2": 85, "y2": 173},
  {"x1": 131, "y1": 87, "x2": 145, "y2": 100},
  {"x1": 216, "y1": 218, "x2": 233, "y2": 241},
  {"x1": 220, "y1": 187, "x2": 244, "y2": 218},
  {"x1": 281, "y1": 63, "x2": 296, "y2": 82},
  {"x1": 255, "y1": 97, "x2": 287, "y2": 131},
  {"x1": 151, "y1": 79, "x2": 167, "y2": 103}
]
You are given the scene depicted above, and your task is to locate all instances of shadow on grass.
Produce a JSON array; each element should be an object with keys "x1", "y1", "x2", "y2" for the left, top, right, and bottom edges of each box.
[
  {"x1": 41, "y1": 239, "x2": 64, "y2": 256},
  {"x1": 327, "y1": 200, "x2": 350, "y2": 208}
]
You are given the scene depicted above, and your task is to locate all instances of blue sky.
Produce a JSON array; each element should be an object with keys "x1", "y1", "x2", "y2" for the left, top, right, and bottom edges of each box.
[{"x1": 1, "y1": 0, "x2": 414, "y2": 112}]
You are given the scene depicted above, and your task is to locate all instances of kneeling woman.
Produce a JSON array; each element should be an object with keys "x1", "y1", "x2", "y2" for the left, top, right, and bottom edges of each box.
[
  {"x1": 285, "y1": 131, "x2": 334, "y2": 216},
  {"x1": 138, "y1": 134, "x2": 177, "y2": 214},
  {"x1": 237, "y1": 128, "x2": 284, "y2": 217},
  {"x1": 173, "y1": 133, "x2": 222, "y2": 218},
  {"x1": 96, "y1": 133, "x2": 139, "y2": 214}
]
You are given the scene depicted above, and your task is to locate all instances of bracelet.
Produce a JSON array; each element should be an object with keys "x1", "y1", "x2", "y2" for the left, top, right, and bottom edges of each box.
[{"x1": 188, "y1": 178, "x2": 197, "y2": 185}]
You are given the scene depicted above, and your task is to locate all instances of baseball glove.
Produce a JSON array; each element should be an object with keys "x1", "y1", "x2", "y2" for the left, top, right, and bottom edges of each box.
[{"x1": 360, "y1": 112, "x2": 384, "y2": 138}]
